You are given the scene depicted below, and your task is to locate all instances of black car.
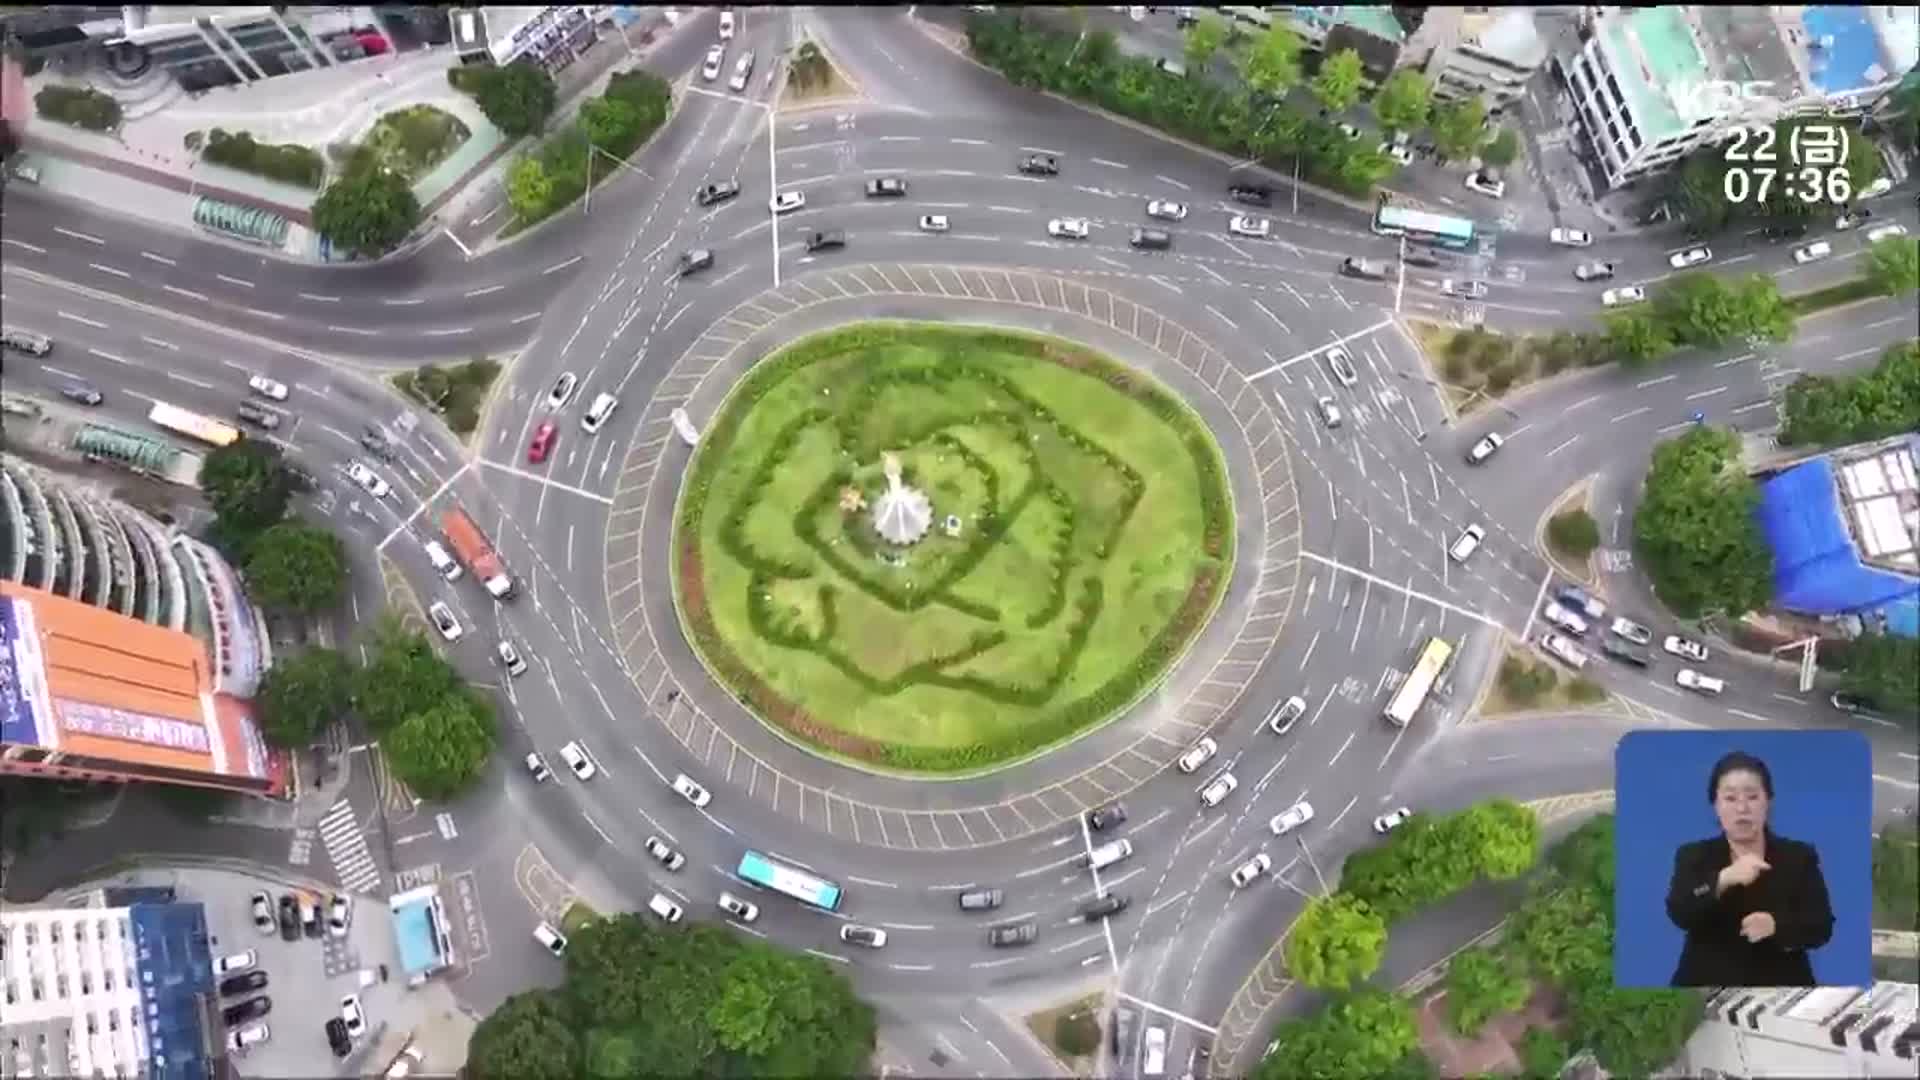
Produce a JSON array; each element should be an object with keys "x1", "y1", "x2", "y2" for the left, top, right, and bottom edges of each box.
[
  {"x1": 1086, "y1": 802, "x2": 1127, "y2": 831},
  {"x1": 282, "y1": 464, "x2": 317, "y2": 492},
  {"x1": 1111, "y1": 1005, "x2": 1138, "y2": 1058},
  {"x1": 219, "y1": 971, "x2": 269, "y2": 997},
  {"x1": 678, "y1": 248, "x2": 715, "y2": 276},
  {"x1": 865, "y1": 176, "x2": 908, "y2": 197},
  {"x1": 804, "y1": 229, "x2": 846, "y2": 253},
  {"x1": 1762, "y1": 221, "x2": 1809, "y2": 240},
  {"x1": 236, "y1": 401, "x2": 280, "y2": 429},
  {"x1": 957, "y1": 888, "x2": 1004, "y2": 912},
  {"x1": 1402, "y1": 248, "x2": 1449, "y2": 269},
  {"x1": 696, "y1": 180, "x2": 742, "y2": 206},
  {"x1": 358, "y1": 430, "x2": 395, "y2": 462},
  {"x1": 276, "y1": 895, "x2": 299, "y2": 941},
  {"x1": 1600, "y1": 637, "x2": 1651, "y2": 669},
  {"x1": 1079, "y1": 892, "x2": 1130, "y2": 920},
  {"x1": 222, "y1": 996, "x2": 271, "y2": 1027},
  {"x1": 325, "y1": 1017, "x2": 352, "y2": 1059},
  {"x1": 60, "y1": 384, "x2": 104, "y2": 406},
  {"x1": 1228, "y1": 183, "x2": 1273, "y2": 207},
  {"x1": 986, "y1": 921, "x2": 1038, "y2": 947},
  {"x1": 1018, "y1": 154, "x2": 1059, "y2": 176}
]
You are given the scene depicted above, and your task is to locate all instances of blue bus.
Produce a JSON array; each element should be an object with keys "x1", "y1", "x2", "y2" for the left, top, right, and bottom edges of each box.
[
  {"x1": 737, "y1": 850, "x2": 844, "y2": 911},
  {"x1": 1371, "y1": 206, "x2": 1476, "y2": 250}
]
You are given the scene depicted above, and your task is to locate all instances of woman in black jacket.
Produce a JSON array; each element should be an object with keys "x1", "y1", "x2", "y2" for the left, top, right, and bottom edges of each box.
[{"x1": 1666, "y1": 751, "x2": 1835, "y2": 987}]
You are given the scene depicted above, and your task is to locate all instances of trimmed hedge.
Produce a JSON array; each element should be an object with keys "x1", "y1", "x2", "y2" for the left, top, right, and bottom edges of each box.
[
  {"x1": 202, "y1": 128, "x2": 326, "y2": 189},
  {"x1": 673, "y1": 322, "x2": 1236, "y2": 772},
  {"x1": 35, "y1": 85, "x2": 121, "y2": 132}
]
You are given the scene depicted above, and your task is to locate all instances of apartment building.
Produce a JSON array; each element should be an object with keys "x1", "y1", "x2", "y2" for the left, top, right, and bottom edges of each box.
[
  {"x1": 1404, "y1": 7, "x2": 1550, "y2": 110},
  {"x1": 1671, "y1": 982, "x2": 1919, "y2": 1077}
]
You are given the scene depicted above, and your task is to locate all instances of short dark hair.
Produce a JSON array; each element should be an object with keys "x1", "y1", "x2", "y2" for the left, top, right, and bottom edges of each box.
[{"x1": 1708, "y1": 751, "x2": 1774, "y2": 802}]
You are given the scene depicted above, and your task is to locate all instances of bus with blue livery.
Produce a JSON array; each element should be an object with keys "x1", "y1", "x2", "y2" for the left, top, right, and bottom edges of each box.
[
  {"x1": 736, "y1": 850, "x2": 844, "y2": 911},
  {"x1": 1371, "y1": 206, "x2": 1476, "y2": 250}
]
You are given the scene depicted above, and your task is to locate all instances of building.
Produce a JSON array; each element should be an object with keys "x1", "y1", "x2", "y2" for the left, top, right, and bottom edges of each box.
[
  {"x1": 1561, "y1": 6, "x2": 1920, "y2": 191},
  {"x1": 1278, "y1": 6, "x2": 1405, "y2": 80},
  {"x1": 387, "y1": 884, "x2": 454, "y2": 985},
  {"x1": 1672, "y1": 983, "x2": 1919, "y2": 1077},
  {"x1": 1754, "y1": 434, "x2": 1920, "y2": 637},
  {"x1": 0, "y1": 888, "x2": 218, "y2": 1080},
  {"x1": 447, "y1": 5, "x2": 598, "y2": 75},
  {"x1": 1403, "y1": 8, "x2": 1550, "y2": 110}
]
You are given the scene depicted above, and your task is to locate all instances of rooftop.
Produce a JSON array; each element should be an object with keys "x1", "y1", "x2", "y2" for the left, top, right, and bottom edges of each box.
[
  {"x1": 1286, "y1": 5, "x2": 1405, "y2": 45},
  {"x1": 388, "y1": 886, "x2": 451, "y2": 980},
  {"x1": 1799, "y1": 6, "x2": 1910, "y2": 95},
  {"x1": 1459, "y1": 9, "x2": 1547, "y2": 69},
  {"x1": 1834, "y1": 436, "x2": 1920, "y2": 573}
]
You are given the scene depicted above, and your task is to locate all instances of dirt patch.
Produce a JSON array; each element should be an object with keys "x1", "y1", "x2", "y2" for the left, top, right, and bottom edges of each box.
[
  {"x1": 1482, "y1": 642, "x2": 1611, "y2": 717},
  {"x1": 1415, "y1": 983, "x2": 1568, "y2": 1077},
  {"x1": 1024, "y1": 992, "x2": 1103, "y2": 1074}
]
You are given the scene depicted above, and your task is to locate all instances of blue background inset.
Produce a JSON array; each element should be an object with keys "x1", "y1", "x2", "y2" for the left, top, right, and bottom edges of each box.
[{"x1": 1614, "y1": 728, "x2": 1871, "y2": 988}]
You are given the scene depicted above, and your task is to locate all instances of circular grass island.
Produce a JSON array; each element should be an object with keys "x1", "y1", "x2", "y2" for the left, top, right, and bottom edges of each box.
[{"x1": 672, "y1": 323, "x2": 1234, "y2": 774}]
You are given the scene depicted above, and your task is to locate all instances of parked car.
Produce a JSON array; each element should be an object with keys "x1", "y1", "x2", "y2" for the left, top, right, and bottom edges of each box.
[
  {"x1": 227, "y1": 1022, "x2": 271, "y2": 1053},
  {"x1": 1228, "y1": 214, "x2": 1271, "y2": 238},
  {"x1": 1676, "y1": 668, "x2": 1726, "y2": 695},
  {"x1": 1549, "y1": 227, "x2": 1593, "y2": 247},
  {"x1": 696, "y1": 180, "x2": 741, "y2": 206},
  {"x1": 1668, "y1": 246, "x2": 1713, "y2": 269},
  {"x1": 325, "y1": 1017, "x2": 351, "y2": 1058},
  {"x1": 1145, "y1": 198, "x2": 1188, "y2": 221},
  {"x1": 1334, "y1": 121, "x2": 1363, "y2": 141},
  {"x1": 1266, "y1": 695, "x2": 1307, "y2": 735},
  {"x1": 1323, "y1": 346, "x2": 1358, "y2": 387},
  {"x1": 276, "y1": 895, "x2": 299, "y2": 941},
  {"x1": 221, "y1": 971, "x2": 269, "y2": 997},
  {"x1": 251, "y1": 892, "x2": 277, "y2": 936},
  {"x1": 326, "y1": 895, "x2": 350, "y2": 938},
  {"x1": 1018, "y1": 154, "x2": 1059, "y2": 176},
  {"x1": 1601, "y1": 285, "x2": 1646, "y2": 307},
  {"x1": 1087, "y1": 802, "x2": 1128, "y2": 831},
  {"x1": 1176, "y1": 736, "x2": 1218, "y2": 774},
  {"x1": 215, "y1": 949, "x2": 258, "y2": 976},
  {"x1": 645, "y1": 835, "x2": 686, "y2": 871},
  {"x1": 1374, "y1": 807, "x2": 1413, "y2": 834},
  {"x1": 1466, "y1": 432, "x2": 1505, "y2": 464},
  {"x1": 1048, "y1": 217, "x2": 1091, "y2": 240},
  {"x1": 1230, "y1": 852, "x2": 1271, "y2": 889},
  {"x1": 558, "y1": 740, "x2": 597, "y2": 780},
  {"x1": 1380, "y1": 140, "x2": 1414, "y2": 166},
  {"x1": 224, "y1": 996, "x2": 272, "y2": 1027},
  {"x1": 1269, "y1": 800, "x2": 1315, "y2": 836},
  {"x1": 1663, "y1": 635, "x2": 1709, "y2": 663}
]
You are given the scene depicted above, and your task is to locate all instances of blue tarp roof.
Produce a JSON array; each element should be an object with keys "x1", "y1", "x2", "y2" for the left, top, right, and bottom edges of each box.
[
  {"x1": 1756, "y1": 459, "x2": 1920, "y2": 617},
  {"x1": 129, "y1": 903, "x2": 214, "y2": 1080},
  {"x1": 392, "y1": 895, "x2": 443, "y2": 976}
]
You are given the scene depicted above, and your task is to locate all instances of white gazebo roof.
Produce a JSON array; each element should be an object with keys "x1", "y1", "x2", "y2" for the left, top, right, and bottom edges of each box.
[{"x1": 872, "y1": 452, "x2": 933, "y2": 546}]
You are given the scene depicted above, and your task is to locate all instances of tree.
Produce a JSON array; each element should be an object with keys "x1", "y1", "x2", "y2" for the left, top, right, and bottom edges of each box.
[
  {"x1": 1459, "y1": 798, "x2": 1541, "y2": 880},
  {"x1": 1237, "y1": 24, "x2": 1305, "y2": 100},
  {"x1": 198, "y1": 442, "x2": 292, "y2": 557},
  {"x1": 1335, "y1": 147, "x2": 1398, "y2": 190},
  {"x1": 1444, "y1": 947, "x2": 1532, "y2": 1036},
  {"x1": 353, "y1": 616, "x2": 463, "y2": 734},
  {"x1": 1889, "y1": 81, "x2": 1920, "y2": 152},
  {"x1": 472, "y1": 62, "x2": 557, "y2": 137},
  {"x1": 312, "y1": 163, "x2": 421, "y2": 257},
  {"x1": 1672, "y1": 152, "x2": 1734, "y2": 232},
  {"x1": 1372, "y1": 69, "x2": 1431, "y2": 136},
  {"x1": 1181, "y1": 16, "x2": 1228, "y2": 73},
  {"x1": 243, "y1": 522, "x2": 347, "y2": 613},
  {"x1": 1873, "y1": 822, "x2": 1919, "y2": 931},
  {"x1": 382, "y1": 696, "x2": 495, "y2": 800},
  {"x1": 1546, "y1": 814, "x2": 1616, "y2": 898},
  {"x1": 1569, "y1": 988, "x2": 1703, "y2": 1077},
  {"x1": 1604, "y1": 310, "x2": 1673, "y2": 365},
  {"x1": 254, "y1": 646, "x2": 353, "y2": 747},
  {"x1": 1843, "y1": 631, "x2": 1920, "y2": 718},
  {"x1": 1054, "y1": 1009, "x2": 1101, "y2": 1056},
  {"x1": 1520, "y1": 1028, "x2": 1571, "y2": 1079},
  {"x1": 1481, "y1": 127, "x2": 1520, "y2": 168},
  {"x1": 506, "y1": 155, "x2": 554, "y2": 220},
  {"x1": 579, "y1": 96, "x2": 641, "y2": 151},
  {"x1": 1430, "y1": 95, "x2": 1487, "y2": 159},
  {"x1": 1255, "y1": 991, "x2": 1420, "y2": 1080},
  {"x1": 1865, "y1": 234, "x2": 1920, "y2": 295},
  {"x1": 1547, "y1": 508, "x2": 1601, "y2": 559},
  {"x1": 1309, "y1": 48, "x2": 1366, "y2": 115},
  {"x1": 1285, "y1": 893, "x2": 1387, "y2": 990},
  {"x1": 1632, "y1": 426, "x2": 1773, "y2": 619},
  {"x1": 1652, "y1": 272, "x2": 1793, "y2": 348},
  {"x1": 469, "y1": 989, "x2": 581, "y2": 1080},
  {"x1": 1779, "y1": 341, "x2": 1920, "y2": 447}
]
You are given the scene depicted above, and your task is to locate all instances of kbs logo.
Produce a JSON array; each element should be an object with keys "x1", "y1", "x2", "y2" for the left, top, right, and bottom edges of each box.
[{"x1": 1672, "y1": 80, "x2": 1779, "y2": 123}]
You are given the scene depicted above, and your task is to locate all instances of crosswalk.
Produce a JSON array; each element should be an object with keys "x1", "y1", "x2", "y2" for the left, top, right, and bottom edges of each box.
[{"x1": 318, "y1": 799, "x2": 384, "y2": 895}]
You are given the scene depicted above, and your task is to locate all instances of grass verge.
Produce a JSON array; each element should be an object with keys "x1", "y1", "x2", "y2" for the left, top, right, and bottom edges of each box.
[
  {"x1": 358, "y1": 104, "x2": 472, "y2": 182},
  {"x1": 560, "y1": 900, "x2": 600, "y2": 936},
  {"x1": 390, "y1": 355, "x2": 500, "y2": 438},
  {"x1": 1024, "y1": 992, "x2": 1104, "y2": 1072},
  {"x1": 1787, "y1": 276, "x2": 1883, "y2": 315},
  {"x1": 1408, "y1": 320, "x2": 1610, "y2": 417},
  {"x1": 1481, "y1": 643, "x2": 1610, "y2": 717}
]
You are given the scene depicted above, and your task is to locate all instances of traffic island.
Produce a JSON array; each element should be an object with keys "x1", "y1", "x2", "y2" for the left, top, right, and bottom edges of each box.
[
  {"x1": 1534, "y1": 475, "x2": 1602, "y2": 590},
  {"x1": 1479, "y1": 642, "x2": 1612, "y2": 719},
  {"x1": 1406, "y1": 320, "x2": 1613, "y2": 419},
  {"x1": 390, "y1": 355, "x2": 501, "y2": 442},
  {"x1": 777, "y1": 38, "x2": 862, "y2": 112},
  {"x1": 1023, "y1": 992, "x2": 1103, "y2": 1075}
]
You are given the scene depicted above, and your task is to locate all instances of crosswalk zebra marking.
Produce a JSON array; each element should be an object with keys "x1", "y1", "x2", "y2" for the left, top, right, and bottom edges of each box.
[{"x1": 318, "y1": 800, "x2": 383, "y2": 895}]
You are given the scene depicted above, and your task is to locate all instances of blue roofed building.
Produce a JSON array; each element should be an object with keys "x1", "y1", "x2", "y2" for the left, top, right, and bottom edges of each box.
[
  {"x1": 1755, "y1": 435, "x2": 1920, "y2": 638},
  {"x1": 387, "y1": 884, "x2": 455, "y2": 986}
]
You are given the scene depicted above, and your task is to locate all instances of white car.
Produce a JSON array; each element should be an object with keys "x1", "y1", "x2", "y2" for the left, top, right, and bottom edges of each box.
[
  {"x1": 546, "y1": 371, "x2": 578, "y2": 409},
  {"x1": 1542, "y1": 601, "x2": 1589, "y2": 636},
  {"x1": 247, "y1": 374, "x2": 289, "y2": 401},
  {"x1": 1601, "y1": 285, "x2": 1646, "y2": 307},
  {"x1": 1464, "y1": 171, "x2": 1506, "y2": 198},
  {"x1": 1663, "y1": 635, "x2": 1709, "y2": 663},
  {"x1": 346, "y1": 461, "x2": 390, "y2": 499},
  {"x1": 1335, "y1": 122, "x2": 1363, "y2": 141},
  {"x1": 1176, "y1": 736, "x2": 1218, "y2": 774},
  {"x1": 250, "y1": 891, "x2": 276, "y2": 935},
  {"x1": 701, "y1": 45, "x2": 724, "y2": 81},
  {"x1": 1146, "y1": 199, "x2": 1188, "y2": 221},
  {"x1": 672, "y1": 772, "x2": 712, "y2": 807},
  {"x1": 533, "y1": 922, "x2": 568, "y2": 956},
  {"x1": 524, "y1": 751, "x2": 553, "y2": 783},
  {"x1": 918, "y1": 214, "x2": 950, "y2": 233},
  {"x1": 1228, "y1": 214, "x2": 1271, "y2": 239},
  {"x1": 1540, "y1": 632, "x2": 1589, "y2": 669},
  {"x1": 1677, "y1": 668, "x2": 1726, "y2": 695},
  {"x1": 718, "y1": 10, "x2": 735, "y2": 39},
  {"x1": 1791, "y1": 241, "x2": 1832, "y2": 264},
  {"x1": 1323, "y1": 346, "x2": 1357, "y2": 387},
  {"x1": 1574, "y1": 261, "x2": 1617, "y2": 282},
  {"x1": 1441, "y1": 278, "x2": 1488, "y2": 299},
  {"x1": 427, "y1": 601, "x2": 462, "y2": 642},
  {"x1": 1865, "y1": 223, "x2": 1909, "y2": 243},
  {"x1": 718, "y1": 892, "x2": 760, "y2": 922},
  {"x1": 496, "y1": 639, "x2": 528, "y2": 677},
  {"x1": 644, "y1": 835, "x2": 686, "y2": 871},
  {"x1": 1230, "y1": 852, "x2": 1271, "y2": 889},
  {"x1": 1609, "y1": 617, "x2": 1652, "y2": 646},
  {"x1": 1549, "y1": 227, "x2": 1593, "y2": 247},
  {"x1": 841, "y1": 924, "x2": 887, "y2": 948},
  {"x1": 770, "y1": 190, "x2": 806, "y2": 214},
  {"x1": 1047, "y1": 217, "x2": 1090, "y2": 240},
  {"x1": 1266, "y1": 695, "x2": 1307, "y2": 735},
  {"x1": 1198, "y1": 769, "x2": 1238, "y2": 808},
  {"x1": 1374, "y1": 807, "x2": 1412, "y2": 834},
  {"x1": 1269, "y1": 800, "x2": 1315, "y2": 836},
  {"x1": 1466, "y1": 431, "x2": 1505, "y2": 464},
  {"x1": 1316, "y1": 396, "x2": 1343, "y2": 429},
  {"x1": 1448, "y1": 524, "x2": 1485, "y2": 562},
  {"x1": 1379, "y1": 140, "x2": 1414, "y2": 166},
  {"x1": 339, "y1": 995, "x2": 366, "y2": 1040},
  {"x1": 227, "y1": 1023, "x2": 270, "y2": 1052},
  {"x1": 1857, "y1": 175, "x2": 1892, "y2": 199},
  {"x1": 1668, "y1": 246, "x2": 1712, "y2": 269},
  {"x1": 649, "y1": 893, "x2": 685, "y2": 924},
  {"x1": 558, "y1": 740, "x2": 597, "y2": 781},
  {"x1": 326, "y1": 894, "x2": 350, "y2": 938},
  {"x1": 214, "y1": 949, "x2": 257, "y2": 976}
]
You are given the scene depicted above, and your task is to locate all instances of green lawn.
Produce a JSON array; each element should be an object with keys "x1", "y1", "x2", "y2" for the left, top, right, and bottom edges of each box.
[
  {"x1": 674, "y1": 324, "x2": 1233, "y2": 772},
  {"x1": 360, "y1": 104, "x2": 471, "y2": 182}
]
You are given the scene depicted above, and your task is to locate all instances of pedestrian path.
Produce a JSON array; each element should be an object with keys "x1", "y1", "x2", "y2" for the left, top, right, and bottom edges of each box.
[{"x1": 317, "y1": 798, "x2": 385, "y2": 895}]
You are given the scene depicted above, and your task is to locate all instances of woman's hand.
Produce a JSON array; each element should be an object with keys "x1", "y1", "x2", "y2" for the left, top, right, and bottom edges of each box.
[
  {"x1": 1718, "y1": 851, "x2": 1771, "y2": 893},
  {"x1": 1739, "y1": 911, "x2": 1777, "y2": 943}
]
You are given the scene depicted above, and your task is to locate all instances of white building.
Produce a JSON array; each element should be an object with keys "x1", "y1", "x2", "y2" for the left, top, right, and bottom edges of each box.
[
  {"x1": 1564, "y1": 6, "x2": 1920, "y2": 191},
  {"x1": 1404, "y1": 8, "x2": 1550, "y2": 110},
  {"x1": 1671, "y1": 983, "x2": 1919, "y2": 1078},
  {"x1": 448, "y1": 4, "x2": 598, "y2": 74}
]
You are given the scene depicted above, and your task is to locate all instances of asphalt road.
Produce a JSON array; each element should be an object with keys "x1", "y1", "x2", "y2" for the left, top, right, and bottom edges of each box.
[{"x1": 3, "y1": 5, "x2": 1916, "y2": 1072}]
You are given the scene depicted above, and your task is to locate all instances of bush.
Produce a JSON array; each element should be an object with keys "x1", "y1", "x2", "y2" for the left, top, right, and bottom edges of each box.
[
  {"x1": 505, "y1": 68, "x2": 672, "y2": 227},
  {"x1": 1567, "y1": 678, "x2": 1606, "y2": 704},
  {"x1": 1778, "y1": 341, "x2": 1920, "y2": 448},
  {"x1": 393, "y1": 355, "x2": 500, "y2": 436},
  {"x1": 1547, "y1": 508, "x2": 1600, "y2": 559},
  {"x1": 201, "y1": 128, "x2": 326, "y2": 188},
  {"x1": 34, "y1": 85, "x2": 121, "y2": 131},
  {"x1": 1499, "y1": 655, "x2": 1555, "y2": 706},
  {"x1": 1054, "y1": 1010, "x2": 1100, "y2": 1056}
]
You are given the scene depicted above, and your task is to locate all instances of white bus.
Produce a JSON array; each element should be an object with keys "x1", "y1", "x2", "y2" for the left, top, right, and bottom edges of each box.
[{"x1": 1384, "y1": 637, "x2": 1453, "y2": 727}]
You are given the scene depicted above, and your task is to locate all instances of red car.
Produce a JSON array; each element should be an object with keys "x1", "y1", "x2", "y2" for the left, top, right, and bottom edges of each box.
[{"x1": 528, "y1": 421, "x2": 557, "y2": 464}]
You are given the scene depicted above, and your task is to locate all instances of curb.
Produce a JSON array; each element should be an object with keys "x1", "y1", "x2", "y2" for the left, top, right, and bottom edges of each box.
[{"x1": 1532, "y1": 473, "x2": 1600, "y2": 591}]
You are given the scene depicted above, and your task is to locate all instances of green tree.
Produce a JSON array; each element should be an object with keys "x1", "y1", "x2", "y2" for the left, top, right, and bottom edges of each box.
[
  {"x1": 1284, "y1": 893, "x2": 1388, "y2": 990},
  {"x1": 312, "y1": 162, "x2": 421, "y2": 257},
  {"x1": 579, "y1": 96, "x2": 641, "y2": 151},
  {"x1": 1873, "y1": 822, "x2": 1919, "y2": 931},
  {"x1": 472, "y1": 62, "x2": 557, "y2": 137},
  {"x1": 506, "y1": 155, "x2": 554, "y2": 220},
  {"x1": 1372, "y1": 69, "x2": 1431, "y2": 136},
  {"x1": 1237, "y1": 24, "x2": 1305, "y2": 99},
  {"x1": 1570, "y1": 988, "x2": 1704, "y2": 1077},
  {"x1": 1604, "y1": 310, "x2": 1673, "y2": 365},
  {"x1": 1652, "y1": 272, "x2": 1793, "y2": 348},
  {"x1": 1548, "y1": 814, "x2": 1617, "y2": 898},
  {"x1": 353, "y1": 615, "x2": 463, "y2": 734},
  {"x1": 1460, "y1": 798, "x2": 1541, "y2": 879},
  {"x1": 243, "y1": 522, "x2": 347, "y2": 613},
  {"x1": 1430, "y1": 96, "x2": 1487, "y2": 159},
  {"x1": 1888, "y1": 81, "x2": 1920, "y2": 151},
  {"x1": 1444, "y1": 946, "x2": 1532, "y2": 1036},
  {"x1": 1335, "y1": 147, "x2": 1398, "y2": 190},
  {"x1": 198, "y1": 441, "x2": 292, "y2": 558},
  {"x1": 254, "y1": 646, "x2": 353, "y2": 747},
  {"x1": 1865, "y1": 234, "x2": 1920, "y2": 295},
  {"x1": 1843, "y1": 631, "x2": 1920, "y2": 718},
  {"x1": 1309, "y1": 48, "x2": 1366, "y2": 115},
  {"x1": 1182, "y1": 16, "x2": 1228, "y2": 73},
  {"x1": 1779, "y1": 341, "x2": 1920, "y2": 447},
  {"x1": 1481, "y1": 127, "x2": 1520, "y2": 168},
  {"x1": 469, "y1": 989, "x2": 581, "y2": 1080},
  {"x1": 1520, "y1": 1028, "x2": 1571, "y2": 1079},
  {"x1": 383, "y1": 696, "x2": 495, "y2": 800},
  {"x1": 1510, "y1": 882, "x2": 1613, "y2": 989},
  {"x1": 1255, "y1": 991, "x2": 1420, "y2": 1080},
  {"x1": 1548, "y1": 508, "x2": 1601, "y2": 559},
  {"x1": 1633, "y1": 426, "x2": 1773, "y2": 619},
  {"x1": 1054, "y1": 1009, "x2": 1101, "y2": 1056},
  {"x1": 1672, "y1": 152, "x2": 1734, "y2": 232}
]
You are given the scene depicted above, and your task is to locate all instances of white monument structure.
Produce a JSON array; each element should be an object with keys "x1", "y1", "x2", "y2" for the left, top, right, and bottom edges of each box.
[{"x1": 871, "y1": 452, "x2": 933, "y2": 546}]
